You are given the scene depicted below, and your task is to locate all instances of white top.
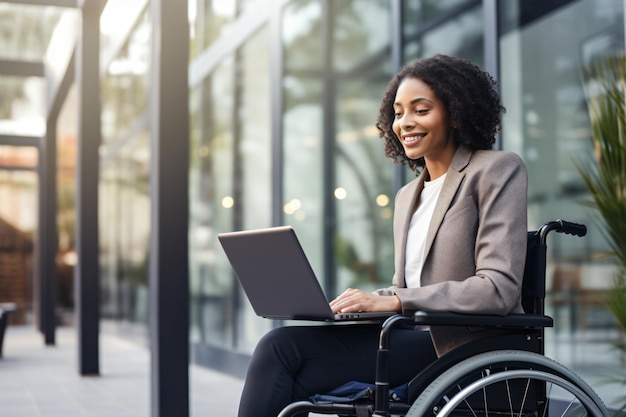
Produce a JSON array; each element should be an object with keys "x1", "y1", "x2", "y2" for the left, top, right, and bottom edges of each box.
[{"x1": 404, "y1": 173, "x2": 447, "y2": 288}]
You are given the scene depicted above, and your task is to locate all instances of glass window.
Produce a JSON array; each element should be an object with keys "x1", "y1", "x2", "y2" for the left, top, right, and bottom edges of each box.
[
  {"x1": 102, "y1": 131, "x2": 151, "y2": 324},
  {"x1": 237, "y1": 26, "x2": 273, "y2": 350},
  {"x1": 0, "y1": 145, "x2": 37, "y2": 169},
  {"x1": 0, "y1": 170, "x2": 37, "y2": 233},
  {"x1": 100, "y1": 160, "x2": 119, "y2": 318},
  {"x1": 403, "y1": 1, "x2": 483, "y2": 64},
  {"x1": 99, "y1": 8, "x2": 152, "y2": 325},
  {"x1": 189, "y1": 57, "x2": 236, "y2": 347},
  {"x1": 331, "y1": 0, "x2": 389, "y2": 72},
  {"x1": 99, "y1": 132, "x2": 152, "y2": 325},
  {"x1": 402, "y1": 0, "x2": 476, "y2": 30},
  {"x1": 282, "y1": 0, "x2": 325, "y2": 284},
  {"x1": 0, "y1": 4, "x2": 62, "y2": 61},
  {"x1": 0, "y1": 77, "x2": 45, "y2": 136},
  {"x1": 335, "y1": 75, "x2": 395, "y2": 293},
  {"x1": 499, "y1": 0, "x2": 624, "y2": 405},
  {"x1": 282, "y1": 0, "x2": 323, "y2": 73},
  {"x1": 190, "y1": 0, "x2": 237, "y2": 59},
  {"x1": 331, "y1": 1, "x2": 394, "y2": 294},
  {"x1": 101, "y1": 11, "x2": 150, "y2": 146},
  {"x1": 56, "y1": 84, "x2": 77, "y2": 314},
  {"x1": 282, "y1": 75, "x2": 325, "y2": 276},
  {"x1": 240, "y1": 28, "x2": 272, "y2": 231},
  {"x1": 0, "y1": 144, "x2": 38, "y2": 278}
]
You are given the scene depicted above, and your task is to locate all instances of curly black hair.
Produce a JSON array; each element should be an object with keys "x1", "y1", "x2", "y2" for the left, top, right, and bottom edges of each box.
[{"x1": 376, "y1": 54, "x2": 505, "y2": 171}]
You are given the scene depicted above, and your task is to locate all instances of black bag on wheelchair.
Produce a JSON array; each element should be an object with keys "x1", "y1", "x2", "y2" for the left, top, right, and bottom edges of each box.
[{"x1": 309, "y1": 381, "x2": 408, "y2": 404}]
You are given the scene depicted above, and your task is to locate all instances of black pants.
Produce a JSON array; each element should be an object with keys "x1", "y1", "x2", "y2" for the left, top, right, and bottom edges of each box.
[{"x1": 237, "y1": 323, "x2": 438, "y2": 417}]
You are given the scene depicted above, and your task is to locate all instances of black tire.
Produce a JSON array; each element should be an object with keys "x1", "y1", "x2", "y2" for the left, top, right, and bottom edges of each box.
[{"x1": 407, "y1": 350, "x2": 609, "y2": 417}]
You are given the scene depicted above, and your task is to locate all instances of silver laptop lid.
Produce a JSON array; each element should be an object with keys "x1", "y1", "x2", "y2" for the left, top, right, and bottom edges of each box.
[{"x1": 218, "y1": 226, "x2": 335, "y2": 320}]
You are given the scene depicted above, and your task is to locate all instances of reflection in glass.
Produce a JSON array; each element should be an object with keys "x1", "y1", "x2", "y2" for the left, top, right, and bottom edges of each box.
[
  {"x1": 190, "y1": 0, "x2": 236, "y2": 59},
  {"x1": 0, "y1": 170, "x2": 37, "y2": 233},
  {"x1": 56, "y1": 85, "x2": 77, "y2": 314},
  {"x1": 189, "y1": 57, "x2": 235, "y2": 348},
  {"x1": 0, "y1": 4, "x2": 62, "y2": 61},
  {"x1": 403, "y1": 3, "x2": 483, "y2": 64},
  {"x1": 99, "y1": 8, "x2": 152, "y2": 325},
  {"x1": 282, "y1": 0, "x2": 325, "y2": 283},
  {"x1": 330, "y1": 0, "x2": 389, "y2": 72},
  {"x1": 498, "y1": 0, "x2": 624, "y2": 380},
  {"x1": 0, "y1": 146, "x2": 37, "y2": 169},
  {"x1": 237, "y1": 27, "x2": 273, "y2": 350},
  {"x1": 282, "y1": 0, "x2": 323, "y2": 72},
  {"x1": 240, "y1": 28, "x2": 271, "y2": 231},
  {"x1": 330, "y1": 1, "x2": 394, "y2": 296},
  {"x1": 402, "y1": 0, "x2": 474, "y2": 33},
  {"x1": 101, "y1": 11, "x2": 150, "y2": 146},
  {"x1": 0, "y1": 77, "x2": 45, "y2": 136},
  {"x1": 100, "y1": 131, "x2": 151, "y2": 323},
  {"x1": 335, "y1": 76, "x2": 395, "y2": 293}
]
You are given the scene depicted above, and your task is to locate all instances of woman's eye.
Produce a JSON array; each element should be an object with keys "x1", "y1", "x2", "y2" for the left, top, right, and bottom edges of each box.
[
  {"x1": 416, "y1": 108, "x2": 429, "y2": 114},
  {"x1": 394, "y1": 112, "x2": 402, "y2": 118}
]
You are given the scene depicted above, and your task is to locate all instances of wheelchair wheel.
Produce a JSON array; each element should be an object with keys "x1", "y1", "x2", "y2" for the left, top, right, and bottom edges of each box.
[{"x1": 406, "y1": 350, "x2": 609, "y2": 417}]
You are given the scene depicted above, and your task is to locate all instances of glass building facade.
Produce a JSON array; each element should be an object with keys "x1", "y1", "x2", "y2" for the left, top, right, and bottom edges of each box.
[{"x1": 0, "y1": 0, "x2": 624, "y2": 408}]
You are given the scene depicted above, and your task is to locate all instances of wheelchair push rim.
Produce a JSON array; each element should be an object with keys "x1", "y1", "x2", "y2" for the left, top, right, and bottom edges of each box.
[{"x1": 406, "y1": 350, "x2": 609, "y2": 417}]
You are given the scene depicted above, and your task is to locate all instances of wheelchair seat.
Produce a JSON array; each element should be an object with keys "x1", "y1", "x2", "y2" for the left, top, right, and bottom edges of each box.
[{"x1": 277, "y1": 220, "x2": 610, "y2": 417}]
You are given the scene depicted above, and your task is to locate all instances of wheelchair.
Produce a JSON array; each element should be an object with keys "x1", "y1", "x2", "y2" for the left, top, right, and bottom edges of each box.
[{"x1": 277, "y1": 220, "x2": 611, "y2": 417}]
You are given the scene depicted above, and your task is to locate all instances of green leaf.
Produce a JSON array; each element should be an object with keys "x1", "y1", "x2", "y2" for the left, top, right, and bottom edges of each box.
[{"x1": 579, "y1": 55, "x2": 626, "y2": 413}]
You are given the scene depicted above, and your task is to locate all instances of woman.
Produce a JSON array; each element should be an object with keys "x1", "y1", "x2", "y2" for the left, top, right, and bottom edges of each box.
[{"x1": 237, "y1": 54, "x2": 527, "y2": 417}]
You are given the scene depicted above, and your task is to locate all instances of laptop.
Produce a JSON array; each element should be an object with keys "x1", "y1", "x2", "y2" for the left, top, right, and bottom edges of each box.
[{"x1": 217, "y1": 226, "x2": 396, "y2": 321}]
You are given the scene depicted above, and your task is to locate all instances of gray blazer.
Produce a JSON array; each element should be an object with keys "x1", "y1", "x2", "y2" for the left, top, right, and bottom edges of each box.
[{"x1": 376, "y1": 145, "x2": 528, "y2": 356}]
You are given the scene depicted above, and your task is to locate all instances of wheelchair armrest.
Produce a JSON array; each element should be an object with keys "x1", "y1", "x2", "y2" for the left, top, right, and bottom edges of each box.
[{"x1": 412, "y1": 310, "x2": 553, "y2": 328}]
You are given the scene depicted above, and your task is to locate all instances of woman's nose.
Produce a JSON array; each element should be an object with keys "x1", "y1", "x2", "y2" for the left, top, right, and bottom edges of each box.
[{"x1": 399, "y1": 113, "x2": 415, "y2": 129}]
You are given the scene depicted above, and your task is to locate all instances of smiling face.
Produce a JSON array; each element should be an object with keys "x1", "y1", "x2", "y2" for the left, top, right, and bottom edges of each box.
[{"x1": 392, "y1": 77, "x2": 457, "y2": 178}]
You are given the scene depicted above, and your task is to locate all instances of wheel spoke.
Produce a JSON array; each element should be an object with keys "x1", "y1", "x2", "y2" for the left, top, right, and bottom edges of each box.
[
  {"x1": 543, "y1": 379, "x2": 553, "y2": 417},
  {"x1": 408, "y1": 351, "x2": 609, "y2": 417},
  {"x1": 481, "y1": 370, "x2": 488, "y2": 417},
  {"x1": 501, "y1": 366, "x2": 517, "y2": 417},
  {"x1": 457, "y1": 384, "x2": 479, "y2": 417},
  {"x1": 517, "y1": 377, "x2": 531, "y2": 417},
  {"x1": 559, "y1": 395, "x2": 587, "y2": 417}
]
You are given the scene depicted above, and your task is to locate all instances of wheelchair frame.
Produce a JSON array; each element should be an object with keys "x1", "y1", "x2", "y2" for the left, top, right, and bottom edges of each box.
[{"x1": 277, "y1": 220, "x2": 610, "y2": 417}]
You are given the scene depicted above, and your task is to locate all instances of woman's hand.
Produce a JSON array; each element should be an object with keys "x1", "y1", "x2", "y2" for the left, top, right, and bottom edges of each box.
[{"x1": 330, "y1": 288, "x2": 402, "y2": 313}]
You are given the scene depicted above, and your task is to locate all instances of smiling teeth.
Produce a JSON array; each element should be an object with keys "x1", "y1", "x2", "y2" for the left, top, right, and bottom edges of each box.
[{"x1": 404, "y1": 134, "x2": 425, "y2": 143}]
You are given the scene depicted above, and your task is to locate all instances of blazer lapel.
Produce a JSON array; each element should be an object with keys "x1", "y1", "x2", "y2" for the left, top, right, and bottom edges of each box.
[{"x1": 422, "y1": 146, "x2": 472, "y2": 274}]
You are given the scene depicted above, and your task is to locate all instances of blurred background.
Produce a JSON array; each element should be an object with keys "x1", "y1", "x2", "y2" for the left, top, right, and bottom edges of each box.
[{"x1": 0, "y1": 0, "x2": 623, "y2": 405}]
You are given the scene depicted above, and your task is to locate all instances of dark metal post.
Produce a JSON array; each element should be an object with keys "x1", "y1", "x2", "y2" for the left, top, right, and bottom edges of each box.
[
  {"x1": 483, "y1": 0, "x2": 500, "y2": 80},
  {"x1": 38, "y1": 119, "x2": 57, "y2": 346},
  {"x1": 40, "y1": 3, "x2": 79, "y2": 349},
  {"x1": 270, "y1": 1, "x2": 284, "y2": 228},
  {"x1": 483, "y1": 0, "x2": 501, "y2": 149},
  {"x1": 149, "y1": 0, "x2": 190, "y2": 415},
  {"x1": 75, "y1": 0, "x2": 104, "y2": 375},
  {"x1": 321, "y1": 0, "x2": 337, "y2": 297},
  {"x1": 390, "y1": 0, "x2": 406, "y2": 191}
]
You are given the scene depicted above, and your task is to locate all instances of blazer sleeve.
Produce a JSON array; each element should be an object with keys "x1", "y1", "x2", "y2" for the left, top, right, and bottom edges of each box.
[{"x1": 393, "y1": 152, "x2": 528, "y2": 315}]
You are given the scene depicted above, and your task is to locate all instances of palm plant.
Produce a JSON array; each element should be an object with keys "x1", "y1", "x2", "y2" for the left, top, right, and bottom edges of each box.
[{"x1": 579, "y1": 54, "x2": 626, "y2": 412}]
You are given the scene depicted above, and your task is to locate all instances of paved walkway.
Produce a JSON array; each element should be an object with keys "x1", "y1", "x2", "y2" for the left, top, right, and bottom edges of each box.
[
  {"x1": 1, "y1": 325, "x2": 623, "y2": 417},
  {"x1": 0, "y1": 325, "x2": 244, "y2": 417}
]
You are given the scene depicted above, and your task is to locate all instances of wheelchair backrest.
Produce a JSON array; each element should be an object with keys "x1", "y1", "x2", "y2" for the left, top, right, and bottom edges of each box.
[{"x1": 521, "y1": 231, "x2": 547, "y2": 315}]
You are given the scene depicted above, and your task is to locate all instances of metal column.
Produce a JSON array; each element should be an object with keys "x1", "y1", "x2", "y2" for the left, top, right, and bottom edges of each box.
[
  {"x1": 75, "y1": 0, "x2": 105, "y2": 375},
  {"x1": 149, "y1": 0, "x2": 190, "y2": 415},
  {"x1": 483, "y1": 0, "x2": 501, "y2": 149},
  {"x1": 40, "y1": 3, "x2": 79, "y2": 348},
  {"x1": 390, "y1": 0, "x2": 406, "y2": 192},
  {"x1": 38, "y1": 119, "x2": 57, "y2": 346}
]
